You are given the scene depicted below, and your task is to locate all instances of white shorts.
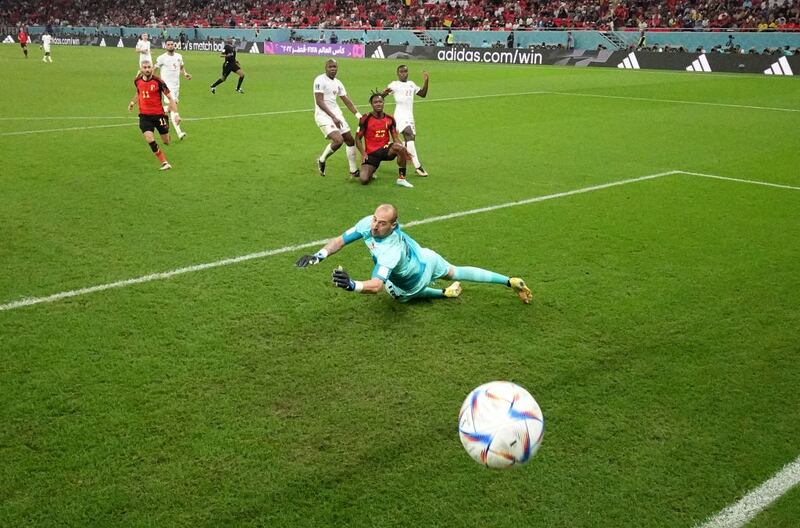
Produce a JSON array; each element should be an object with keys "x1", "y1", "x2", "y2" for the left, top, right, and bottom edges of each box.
[
  {"x1": 395, "y1": 116, "x2": 416, "y2": 135},
  {"x1": 316, "y1": 110, "x2": 351, "y2": 137}
]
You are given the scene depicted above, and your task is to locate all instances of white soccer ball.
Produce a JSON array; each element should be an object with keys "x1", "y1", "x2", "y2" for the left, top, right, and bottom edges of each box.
[{"x1": 458, "y1": 381, "x2": 545, "y2": 469}]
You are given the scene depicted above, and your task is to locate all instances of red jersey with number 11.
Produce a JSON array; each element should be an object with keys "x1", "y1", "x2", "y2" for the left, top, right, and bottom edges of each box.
[
  {"x1": 134, "y1": 74, "x2": 170, "y2": 116},
  {"x1": 358, "y1": 113, "x2": 396, "y2": 154}
]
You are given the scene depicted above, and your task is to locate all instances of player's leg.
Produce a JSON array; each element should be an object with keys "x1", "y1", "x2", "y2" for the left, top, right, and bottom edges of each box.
[
  {"x1": 358, "y1": 156, "x2": 378, "y2": 185},
  {"x1": 402, "y1": 125, "x2": 427, "y2": 176},
  {"x1": 22, "y1": 44, "x2": 28, "y2": 58},
  {"x1": 388, "y1": 143, "x2": 412, "y2": 188},
  {"x1": 211, "y1": 68, "x2": 230, "y2": 92},
  {"x1": 444, "y1": 265, "x2": 532, "y2": 304},
  {"x1": 165, "y1": 89, "x2": 185, "y2": 139},
  {"x1": 141, "y1": 124, "x2": 170, "y2": 170},
  {"x1": 341, "y1": 131, "x2": 358, "y2": 176},
  {"x1": 405, "y1": 250, "x2": 460, "y2": 301},
  {"x1": 317, "y1": 129, "x2": 343, "y2": 176},
  {"x1": 234, "y1": 68, "x2": 245, "y2": 93}
]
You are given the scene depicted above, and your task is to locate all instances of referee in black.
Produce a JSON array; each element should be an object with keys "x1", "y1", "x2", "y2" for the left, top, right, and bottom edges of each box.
[{"x1": 210, "y1": 38, "x2": 245, "y2": 94}]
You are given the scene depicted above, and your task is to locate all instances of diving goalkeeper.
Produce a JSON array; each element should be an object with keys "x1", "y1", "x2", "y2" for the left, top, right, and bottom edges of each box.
[{"x1": 295, "y1": 203, "x2": 532, "y2": 304}]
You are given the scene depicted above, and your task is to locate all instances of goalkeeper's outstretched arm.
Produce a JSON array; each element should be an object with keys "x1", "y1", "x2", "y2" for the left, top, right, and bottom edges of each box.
[
  {"x1": 332, "y1": 267, "x2": 384, "y2": 294},
  {"x1": 295, "y1": 235, "x2": 347, "y2": 267}
]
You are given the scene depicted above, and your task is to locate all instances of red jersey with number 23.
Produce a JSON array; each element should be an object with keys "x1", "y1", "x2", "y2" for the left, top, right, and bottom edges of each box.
[
  {"x1": 358, "y1": 113, "x2": 396, "y2": 155},
  {"x1": 134, "y1": 74, "x2": 170, "y2": 116}
]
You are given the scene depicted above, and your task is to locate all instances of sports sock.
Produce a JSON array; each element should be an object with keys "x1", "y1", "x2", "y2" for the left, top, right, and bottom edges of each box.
[
  {"x1": 210, "y1": 78, "x2": 224, "y2": 88},
  {"x1": 345, "y1": 145, "x2": 357, "y2": 172},
  {"x1": 236, "y1": 76, "x2": 244, "y2": 90},
  {"x1": 398, "y1": 167, "x2": 407, "y2": 178},
  {"x1": 319, "y1": 144, "x2": 335, "y2": 162},
  {"x1": 415, "y1": 287, "x2": 446, "y2": 299},
  {"x1": 149, "y1": 141, "x2": 167, "y2": 163},
  {"x1": 24, "y1": 49, "x2": 28, "y2": 57},
  {"x1": 170, "y1": 111, "x2": 183, "y2": 135},
  {"x1": 405, "y1": 140, "x2": 421, "y2": 168},
  {"x1": 452, "y1": 266, "x2": 508, "y2": 285}
]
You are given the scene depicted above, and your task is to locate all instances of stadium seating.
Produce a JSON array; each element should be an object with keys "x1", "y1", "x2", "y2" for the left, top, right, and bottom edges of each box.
[{"x1": 3, "y1": 0, "x2": 799, "y2": 32}]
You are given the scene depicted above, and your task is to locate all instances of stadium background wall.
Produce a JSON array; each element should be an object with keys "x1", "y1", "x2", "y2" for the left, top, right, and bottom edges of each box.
[
  {"x1": 17, "y1": 26, "x2": 800, "y2": 54},
  {"x1": 3, "y1": 32, "x2": 796, "y2": 75},
  {"x1": 365, "y1": 43, "x2": 799, "y2": 75}
]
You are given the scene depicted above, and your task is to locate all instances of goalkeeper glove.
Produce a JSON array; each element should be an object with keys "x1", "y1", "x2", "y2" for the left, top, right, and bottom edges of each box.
[
  {"x1": 295, "y1": 249, "x2": 328, "y2": 267},
  {"x1": 332, "y1": 267, "x2": 356, "y2": 291}
]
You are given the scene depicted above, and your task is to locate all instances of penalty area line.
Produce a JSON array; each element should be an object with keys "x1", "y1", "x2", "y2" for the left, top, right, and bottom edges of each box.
[
  {"x1": 696, "y1": 454, "x2": 800, "y2": 528},
  {"x1": 0, "y1": 170, "x2": 679, "y2": 312}
]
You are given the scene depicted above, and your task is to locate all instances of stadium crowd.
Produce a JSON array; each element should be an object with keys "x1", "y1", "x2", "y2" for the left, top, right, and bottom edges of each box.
[{"x1": 2, "y1": 0, "x2": 799, "y2": 31}]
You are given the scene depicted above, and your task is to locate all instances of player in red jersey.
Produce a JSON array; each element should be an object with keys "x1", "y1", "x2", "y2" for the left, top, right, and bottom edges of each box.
[
  {"x1": 355, "y1": 94, "x2": 413, "y2": 188},
  {"x1": 128, "y1": 60, "x2": 180, "y2": 171},
  {"x1": 18, "y1": 28, "x2": 29, "y2": 58}
]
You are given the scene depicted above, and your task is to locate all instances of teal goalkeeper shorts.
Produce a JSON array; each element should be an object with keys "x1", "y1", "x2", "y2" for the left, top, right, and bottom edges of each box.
[{"x1": 384, "y1": 248, "x2": 451, "y2": 302}]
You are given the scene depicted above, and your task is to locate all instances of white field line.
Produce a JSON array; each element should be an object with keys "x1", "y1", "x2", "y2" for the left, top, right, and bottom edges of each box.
[
  {"x1": 0, "y1": 170, "x2": 678, "y2": 312},
  {"x1": 3, "y1": 88, "x2": 797, "y2": 136},
  {"x1": 0, "y1": 116, "x2": 133, "y2": 120},
  {"x1": 0, "y1": 92, "x2": 550, "y2": 136},
  {"x1": 697, "y1": 455, "x2": 800, "y2": 528},
  {"x1": 548, "y1": 91, "x2": 800, "y2": 113},
  {"x1": 679, "y1": 171, "x2": 800, "y2": 191}
]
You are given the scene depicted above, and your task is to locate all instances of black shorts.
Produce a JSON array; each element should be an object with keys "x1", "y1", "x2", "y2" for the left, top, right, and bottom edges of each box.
[
  {"x1": 364, "y1": 145, "x2": 397, "y2": 168},
  {"x1": 139, "y1": 114, "x2": 170, "y2": 135},
  {"x1": 222, "y1": 61, "x2": 241, "y2": 76}
]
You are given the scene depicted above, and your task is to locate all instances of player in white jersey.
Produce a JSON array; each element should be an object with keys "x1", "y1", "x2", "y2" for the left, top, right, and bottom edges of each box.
[
  {"x1": 155, "y1": 40, "x2": 191, "y2": 140},
  {"x1": 40, "y1": 33, "x2": 53, "y2": 62},
  {"x1": 135, "y1": 33, "x2": 152, "y2": 71},
  {"x1": 295, "y1": 203, "x2": 533, "y2": 304},
  {"x1": 382, "y1": 65, "x2": 429, "y2": 177},
  {"x1": 313, "y1": 59, "x2": 361, "y2": 178}
]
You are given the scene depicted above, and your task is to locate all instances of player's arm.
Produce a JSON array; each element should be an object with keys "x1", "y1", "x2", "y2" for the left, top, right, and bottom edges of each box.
[
  {"x1": 389, "y1": 119, "x2": 400, "y2": 143},
  {"x1": 355, "y1": 118, "x2": 367, "y2": 159},
  {"x1": 417, "y1": 71, "x2": 429, "y2": 98},
  {"x1": 296, "y1": 230, "x2": 352, "y2": 268},
  {"x1": 180, "y1": 63, "x2": 192, "y2": 80},
  {"x1": 128, "y1": 86, "x2": 138, "y2": 112},
  {"x1": 339, "y1": 94, "x2": 362, "y2": 120},
  {"x1": 332, "y1": 267, "x2": 384, "y2": 294},
  {"x1": 314, "y1": 92, "x2": 343, "y2": 128},
  {"x1": 380, "y1": 85, "x2": 392, "y2": 97}
]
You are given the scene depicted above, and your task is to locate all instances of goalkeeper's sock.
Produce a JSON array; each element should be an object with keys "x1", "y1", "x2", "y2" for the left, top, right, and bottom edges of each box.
[
  {"x1": 405, "y1": 140, "x2": 421, "y2": 169},
  {"x1": 451, "y1": 266, "x2": 508, "y2": 285},
  {"x1": 319, "y1": 144, "x2": 335, "y2": 162},
  {"x1": 236, "y1": 75, "x2": 245, "y2": 90},
  {"x1": 415, "y1": 287, "x2": 446, "y2": 299},
  {"x1": 210, "y1": 78, "x2": 224, "y2": 88},
  {"x1": 345, "y1": 145, "x2": 357, "y2": 172}
]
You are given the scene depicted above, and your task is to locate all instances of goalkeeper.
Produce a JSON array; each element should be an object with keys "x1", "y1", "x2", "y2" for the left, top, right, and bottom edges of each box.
[{"x1": 295, "y1": 203, "x2": 532, "y2": 304}]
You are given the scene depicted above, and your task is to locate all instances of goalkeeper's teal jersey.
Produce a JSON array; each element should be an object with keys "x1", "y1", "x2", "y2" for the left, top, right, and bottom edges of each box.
[{"x1": 344, "y1": 216, "x2": 428, "y2": 294}]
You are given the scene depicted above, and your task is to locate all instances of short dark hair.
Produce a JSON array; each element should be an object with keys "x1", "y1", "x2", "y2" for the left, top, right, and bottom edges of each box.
[
  {"x1": 369, "y1": 93, "x2": 383, "y2": 103},
  {"x1": 397, "y1": 64, "x2": 407, "y2": 72}
]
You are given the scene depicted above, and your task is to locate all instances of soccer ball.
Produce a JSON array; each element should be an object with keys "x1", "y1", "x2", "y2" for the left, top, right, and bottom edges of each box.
[{"x1": 458, "y1": 381, "x2": 545, "y2": 469}]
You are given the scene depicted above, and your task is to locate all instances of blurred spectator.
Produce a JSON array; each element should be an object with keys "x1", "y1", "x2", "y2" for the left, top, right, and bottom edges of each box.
[{"x1": 1, "y1": 0, "x2": 797, "y2": 35}]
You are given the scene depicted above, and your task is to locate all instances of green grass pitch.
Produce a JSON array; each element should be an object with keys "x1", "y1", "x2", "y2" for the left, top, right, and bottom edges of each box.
[{"x1": 1, "y1": 45, "x2": 799, "y2": 526}]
